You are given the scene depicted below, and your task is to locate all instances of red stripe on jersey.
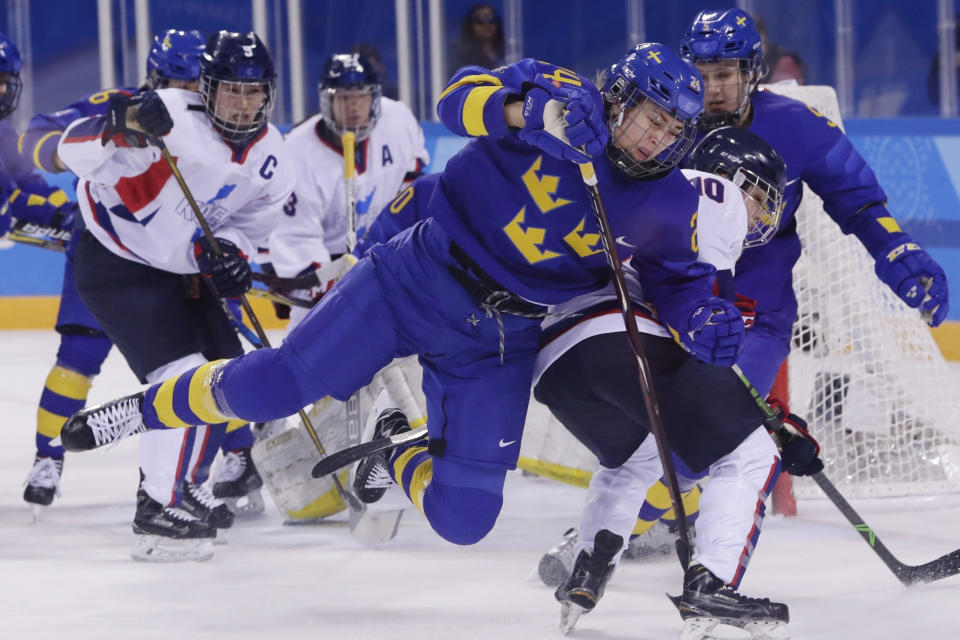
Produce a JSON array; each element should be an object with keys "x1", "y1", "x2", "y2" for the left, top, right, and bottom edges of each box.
[
  {"x1": 114, "y1": 156, "x2": 174, "y2": 213},
  {"x1": 232, "y1": 126, "x2": 269, "y2": 164}
]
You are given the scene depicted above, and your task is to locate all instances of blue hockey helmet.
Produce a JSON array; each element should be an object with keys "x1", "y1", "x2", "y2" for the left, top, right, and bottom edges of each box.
[
  {"x1": 199, "y1": 31, "x2": 277, "y2": 143},
  {"x1": 0, "y1": 32, "x2": 23, "y2": 120},
  {"x1": 679, "y1": 9, "x2": 763, "y2": 129},
  {"x1": 145, "y1": 29, "x2": 205, "y2": 89},
  {"x1": 685, "y1": 127, "x2": 786, "y2": 248},
  {"x1": 601, "y1": 43, "x2": 703, "y2": 180},
  {"x1": 319, "y1": 53, "x2": 382, "y2": 141}
]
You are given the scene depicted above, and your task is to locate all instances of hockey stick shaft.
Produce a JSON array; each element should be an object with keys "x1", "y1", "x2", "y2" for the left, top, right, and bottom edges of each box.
[
  {"x1": 6, "y1": 218, "x2": 71, "y2": 252},
  {"x1": 156, "y1": 141, "x2": 366, "y2": 516},
  {"x1": 343, "y1": 131, "x2": 357, "y2": 253},
  {"x1": 730, "y1": 364, "x2": 960, "y2": 586},
  {"x1": 312, "y1": 425, "x2": 428, "y2": 478},
  {"x1": 577, "y1": 162, "x2": 692, "y2": 569}
]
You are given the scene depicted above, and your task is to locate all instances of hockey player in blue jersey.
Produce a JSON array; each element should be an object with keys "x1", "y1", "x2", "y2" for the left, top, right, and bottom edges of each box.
[
  {"x1": 59, "y1": 44, "x2": 745, "y2": 549},
  {"x1": 0, "y1": 31, "x2": 93, "y2": 509}
]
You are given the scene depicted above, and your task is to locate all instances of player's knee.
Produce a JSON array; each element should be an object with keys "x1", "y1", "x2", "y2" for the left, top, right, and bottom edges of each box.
[
  {"x1": 423, "y1": 483, "x2": 503, "y2": 545},
  {"x1": 55, "y1": 331, "x2": 112, "y2": 377},
  {"x1": 218, "y1": 347, "x2": 313, "y2": 421},
  {"x1": 711, "y1": 427, "x2": 781, "y2": 490}
]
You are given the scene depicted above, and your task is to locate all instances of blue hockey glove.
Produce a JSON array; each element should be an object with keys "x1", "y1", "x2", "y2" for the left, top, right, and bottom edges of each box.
[
  {"x1": 516, "y1": 78, "x2": 607, "y2": 164},
  {"x1": 767, "y1": 400, "x2": 823, "y2": 476},
  {"x1": 193, "y1": 236, "x2": 252, "y2": 299},
  {"x1": 670, "y1": 297, "x2": 745, "y2": 367},
  {"x1": 875, "y1": 241, "x2": 949, "y2": 327}
]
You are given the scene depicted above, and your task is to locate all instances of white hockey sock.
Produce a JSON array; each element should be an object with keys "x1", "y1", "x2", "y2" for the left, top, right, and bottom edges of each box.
[
  {"x1": 576, "y1": 435, "x2": 662, "y2": 560},
  {"x1": 692, "y1": 426, "x2": 780, "y2": 586}
]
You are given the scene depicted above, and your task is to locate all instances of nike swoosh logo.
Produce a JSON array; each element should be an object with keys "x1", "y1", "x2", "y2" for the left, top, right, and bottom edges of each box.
[
  {"x1": 616, "y1": 236, "x2": 637, "y2": 249},
  {"x1": 498, "y1": 439, "x2": 517, "y2": 447}
]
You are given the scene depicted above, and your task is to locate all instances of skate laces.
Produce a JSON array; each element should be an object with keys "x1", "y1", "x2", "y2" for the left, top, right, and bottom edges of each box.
[
  {"x1": 362, "y1": 461, "x2": 395, "y2": 490},
  {"x1": 24, "y1": 457, "x2": 63, "y2": 494},
  {"x1": 87, "y1": 398, "x2": 145, "y2": 449},
  {"x1": 185, "y1": 483, "x2": 224, "y2": 510},
  {"x1": 212, "y1": 451, "x2": 245, "y2": 484},
  {"x1": 164, "y1": 506, "x2": 201, "y2": 523}
]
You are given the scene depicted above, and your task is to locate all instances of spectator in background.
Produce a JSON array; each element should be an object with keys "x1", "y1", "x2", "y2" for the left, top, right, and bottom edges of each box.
[
  {"x1": 754, "y1": 15, "x2": 806, "y2": 85},
  {"x1": 352, "y1": 44, "x2": 398, "y2": 100},
  {"x1": 448, "y1": 3, "x2": 505, "y2": 76},
  {"x1": 927, "y1": 31, "x2": 960, "y2": 106}
]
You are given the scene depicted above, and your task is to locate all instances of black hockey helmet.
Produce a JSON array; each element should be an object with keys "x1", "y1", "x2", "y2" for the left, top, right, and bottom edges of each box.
[
  {"x1": 685, "y1": 127, "x2": 786, "y2": 247},
  {"x1": 199, "y1": 31, "x2": 276, "y2": 143}
]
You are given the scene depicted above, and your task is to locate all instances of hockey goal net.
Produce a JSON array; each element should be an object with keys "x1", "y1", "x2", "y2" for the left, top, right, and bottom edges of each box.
[{"x1": 518, "y1": 84, "x2": 960, "y2": 501}]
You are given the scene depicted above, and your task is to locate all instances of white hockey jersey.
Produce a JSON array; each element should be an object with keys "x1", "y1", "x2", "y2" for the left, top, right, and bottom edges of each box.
[
  {"x1": 268, "y1": 97, "x2": 429, "y2": 277},
  {"x1": 533, "y1": 169, "x2": 747, "y2": 385},
  {"x1": 58, "y1": 88, "x2": 293, "y2": 273}
]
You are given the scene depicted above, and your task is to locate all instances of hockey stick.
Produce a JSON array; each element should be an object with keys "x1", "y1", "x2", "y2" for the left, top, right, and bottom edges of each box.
[
  {"x1": 577, "y1": 161, "x2": 692, "y2": 570},
  {"x1": 154, "y1": 141, "x2": 395, "y2": 544},
  {"x1": 311, "y1": 425, "x2": 428, "y2": 478},
  {"x1": 6, "y1": 219, "x2": 71, "y2": 252},
  {"x1": 246, "y1": 285, "x2": 314, "y2": 309},
  {"x1": 251, "y1": 270, "x2": 320, "y2": 292},
  {"x1": 730, "y1": 364, "x2": 960, "y2": 586}
]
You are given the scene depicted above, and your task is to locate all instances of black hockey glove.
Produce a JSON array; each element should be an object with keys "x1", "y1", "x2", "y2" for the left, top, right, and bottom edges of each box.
[
  {"x1": 767, "y1": 399, "x2": 824, "y2": 476},
  {"x1": 135, "y1": 91, "x2": 174, "y2": 140},
  {"x1": 193, "y1": 236, "x2": 252, "y2": 299},
  {"x1": 102, "y1": 93, "x2": 149, "y2": 148}
]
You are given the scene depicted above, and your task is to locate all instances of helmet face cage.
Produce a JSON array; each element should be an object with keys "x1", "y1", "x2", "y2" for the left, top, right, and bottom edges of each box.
[
  {"x1": 732, "y1": 167, "x2": 783, "y2": 248},
  {"x1": 694, "y1": 58, "x2": 761, "y2": 130},
  {"x1": 604, "y1": 81, "x2": 699, "y2": 180},
  {"x1": 200, "y1": 75, "x2": 276, "y2": 143},
  {"x1": 319, "y1": 84, "x2": 383, "y2": 141},
  {"x1": 0, "y1": 71, "x2": 23, "y2": 120}
]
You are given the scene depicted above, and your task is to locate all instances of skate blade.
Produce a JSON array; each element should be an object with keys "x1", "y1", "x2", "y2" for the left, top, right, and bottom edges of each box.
[
  {"x1": 222, "y1": 490, "x2": 265, "y2": 519},
  {"x1": 349, "y1": 507, "x2": 405, "y2": 545},
  {"x1": 131, "y1": 535, "x2": 215, "y2": 562},
  {"x1": 558, "y1": 602, "x2": 587, "y2": 635},
  {"x1": 30, "y1": 504, "x2": 44, "y2": 524},
  {"x1": 680, "y1": 617, "x2": 790, "y2": 640}
]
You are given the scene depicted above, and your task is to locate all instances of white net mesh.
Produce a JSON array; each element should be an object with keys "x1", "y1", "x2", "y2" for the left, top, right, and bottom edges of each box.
[
  {"x1": 519, "y1": 84, "x2": 960, "y2": 500},
  {"x1": 765, "y1": 84, "x2": 960, "y2": 499}
]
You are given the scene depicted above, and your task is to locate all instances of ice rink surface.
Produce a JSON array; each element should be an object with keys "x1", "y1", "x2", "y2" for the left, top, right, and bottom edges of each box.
[{"x1": 1, "y1": 330, "x2": 959, "y2": 640}]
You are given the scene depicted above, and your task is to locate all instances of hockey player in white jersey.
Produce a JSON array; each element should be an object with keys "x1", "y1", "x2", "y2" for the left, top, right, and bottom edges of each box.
[
  {"x1": 535, "y1": 128, "x2": 818, "y2": 638},
  {"x1": 56, "y1": 31, "x2": 292, "y2": 561},
  {"x1": 268, "y1": 52, "x2": 429, "y2": 328}
]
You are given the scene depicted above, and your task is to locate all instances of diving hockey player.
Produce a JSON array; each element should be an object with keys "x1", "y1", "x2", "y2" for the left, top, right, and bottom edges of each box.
[
  {"x1": 55, "y1": 31, "x2": 291, "y2": 561},
  {"x1": 537, "y1": 127, "x2": 814, "y2": 639},
  {"x1": 60, "y1": 43, "x2": 733, "y2": 551}
]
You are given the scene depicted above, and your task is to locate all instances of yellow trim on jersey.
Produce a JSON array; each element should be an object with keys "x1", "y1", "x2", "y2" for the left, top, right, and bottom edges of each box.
[
  {"x1": 47, "y1": 189, "x2": 69, "y2": 208},
  {"x1": 437, "y1": 73, "x2": 503, "y2": 102},
  {"x1": 45, "y1": 365, "x2": 93, "y2": 400},
  {"x1": 17, "y1": 131, "x2": 25, "y2": 155},
  {"x1": 8, "y1": 188, "x2": 22, "y2": 203},
  {"x1": 32, "y1": 131, "x2": 63, "y2": 171},
  {"x1": 462, "y1": 86, "x2": 501, "y2": 136},
  {"x1": 152, "y1": 376, "x2": 192, "y2": 428},
  {"x1": 876, "y1": 216, "x2": 902, "y2": 233},
  {"x1": 188, "y1": 360, "x2": 231, "y2": 425},
  {"x1": 37, "y1": 407, "x2": 68, "y2": 438},
  {"x1": 516, "y1": 456, "x2": 591, "y2": 488},
  {"x1": 27, "y1": 194, "x2": 47, "y2": 207},
  {"x1": 225, "y1": 419, "x2": 248, "y2": 432}
]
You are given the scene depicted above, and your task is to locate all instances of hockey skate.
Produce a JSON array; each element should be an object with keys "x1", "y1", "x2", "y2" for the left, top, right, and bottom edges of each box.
[
  {"x1": 59, "y1": 392, "x2": 148, "y2": 452},
  {"x1": 536, "y1": 527, "x2": 577, "y2": 587},
  {"x1": 23, "y1": 454, "x2": 63, "y2": 520},
  {"x1": 181, "y1": 482, "x2": 235, "y2": 529},
  {"x1": 211, "y1": 448, "x2": 265, "y2": 518},
  {"x1": 352, "y1": 407, "x2": 410, "y2": 504},
  {"x1": 668, "y1": 563, "x2": 790, "y2": 640},
  {"x1": 132, "y1": 486, "x2": 216, "y2": 562},
  {"x1": 555, "y1": 529, "x2": 623, "y2": 634}
]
